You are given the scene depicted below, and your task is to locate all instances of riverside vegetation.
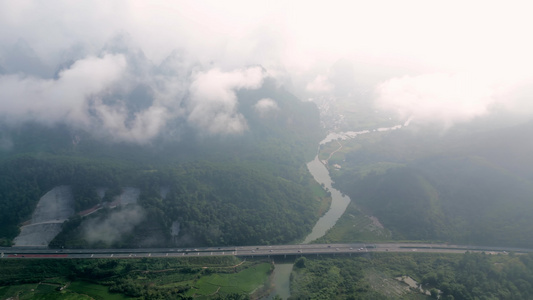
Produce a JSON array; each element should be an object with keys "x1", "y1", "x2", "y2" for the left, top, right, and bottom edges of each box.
[
  {"x1": 2, "y1": 252, "x2": 533, "y2": 299},
  {"x1": 289, "y1": 252, "x2": 533, "y2": 300}
]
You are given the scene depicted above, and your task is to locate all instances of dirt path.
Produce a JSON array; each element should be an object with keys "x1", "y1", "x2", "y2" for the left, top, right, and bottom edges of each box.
[
  {"x1": 323, "y1": 139, "x2": 343, "y2": 165},
  {"x1": 202, "y1": 259, "x2": 246, "y2": 269},
  {"x1": 231, "y1": 259, "x2": 246, "y2": 268},
  {"x1": 141, "y1": 269, "x2": 175, "y2": 274},
  {"x1": 208, "y1": 286, "x2": 221, "y2": 296}
]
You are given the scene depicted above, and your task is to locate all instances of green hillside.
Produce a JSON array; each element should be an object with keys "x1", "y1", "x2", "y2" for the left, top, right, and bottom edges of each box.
[
  {"x1": 0, "y1": 80, "x2": 324, "y2": 247},
  {"x1": 330, "y1": 121, "x2": 533, "y2": 247}
]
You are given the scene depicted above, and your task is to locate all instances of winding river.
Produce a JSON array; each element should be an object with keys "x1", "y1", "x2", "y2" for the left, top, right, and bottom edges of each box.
[
  {"x1": 302, "y1": 126, "x2": 403, "y2": 243},
  {"x1": 302, "y1": 154, "x2": 351, "y2": 244},
  {"x1": 266, "y1": 125, "x2": 403, "y2": 299}
]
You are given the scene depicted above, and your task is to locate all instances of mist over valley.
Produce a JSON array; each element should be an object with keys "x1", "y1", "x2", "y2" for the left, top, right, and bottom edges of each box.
[{"x1": 2, "y1": 2, "x2": 533, "y2": 299}]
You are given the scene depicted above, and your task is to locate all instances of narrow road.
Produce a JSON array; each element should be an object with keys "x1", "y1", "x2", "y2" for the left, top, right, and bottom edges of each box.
[{"x1": 19, "y1": 220, "x2": 68, "y2": 228}]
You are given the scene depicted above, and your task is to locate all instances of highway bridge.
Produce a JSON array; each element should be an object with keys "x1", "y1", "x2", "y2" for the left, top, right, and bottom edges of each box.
[{"x1": 2, "y1": 243, "x2": 532, "y2": 259}]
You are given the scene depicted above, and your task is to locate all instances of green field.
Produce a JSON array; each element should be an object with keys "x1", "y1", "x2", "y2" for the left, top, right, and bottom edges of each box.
[
  {"x1": 187, "y1": 262, "x2": 272, "y2": 298},
  {"x1": 0, "y1": 282, "x2": 96, "y2": 300},
  {"x1": 290, "y1": 252, "x2": 533, "y2": 299},
  {"x1": 68, "y1": 281, "x2": 131, "y2": 300},
  {"x1": 0, "y1": 281, "x2": 128, "y2": 300},
  {"x1": 2, "y1": 252, "x2": 533, "y2": 299},
  {"x1": 0, "y1": 257, "x2": 271, "y2": 299}
]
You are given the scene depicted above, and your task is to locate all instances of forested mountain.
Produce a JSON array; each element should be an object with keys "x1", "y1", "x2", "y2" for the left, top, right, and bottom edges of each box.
[
  {"x1": 0, "y1": 78, "x2": 324, "y2": 247},
  {"x1": 331, "y1": 120, "x2": 533, "y2": 247}
]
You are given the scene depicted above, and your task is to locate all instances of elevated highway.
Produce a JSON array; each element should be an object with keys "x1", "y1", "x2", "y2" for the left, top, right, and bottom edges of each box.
[{"x1": 2, "y1": 243, "x2": 532, "y2": 259}]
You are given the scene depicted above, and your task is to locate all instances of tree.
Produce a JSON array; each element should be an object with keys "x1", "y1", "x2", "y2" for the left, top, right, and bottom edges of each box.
[
  {"x1": 295, "y1": 257, "x2": 307, "y2": 268},
  {"x1": 430, "y1": 288, "x2": 439, "y2": 299}
]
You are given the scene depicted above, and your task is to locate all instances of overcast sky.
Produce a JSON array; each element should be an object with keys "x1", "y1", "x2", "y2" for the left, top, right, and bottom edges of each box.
[{"x1": 1, "y1": 0, "x2": 532, "y2": 141}]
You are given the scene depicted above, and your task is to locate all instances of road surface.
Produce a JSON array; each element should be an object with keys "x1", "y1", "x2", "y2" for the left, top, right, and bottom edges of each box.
[{"x1": 1, "y1": 243, "x2": 531, "y2": 259}]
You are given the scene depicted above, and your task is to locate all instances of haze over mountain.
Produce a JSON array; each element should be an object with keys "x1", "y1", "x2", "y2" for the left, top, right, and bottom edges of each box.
[
  {"x1": 4, "y1": 4, "x2": 533, "y2": 300},
  {"x1": 325, "y1": 119, "x2": 533, "y2": 247},
  {"x1": 1, "y1": 1, "x2": 533, "y2": 138},
  {"x1": 1, "y1": 1, "x2": 533, "y2": 249}
]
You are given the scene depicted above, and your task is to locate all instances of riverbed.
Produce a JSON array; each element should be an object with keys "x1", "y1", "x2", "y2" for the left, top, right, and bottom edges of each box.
[
  {"x1": 263, "y1": 263, "x2": 293, "y2": 300},
  {"x1": 266, "y1": 124, "x2": 404, "y2": 299},
  {"x1": 302, "y1": 125, "x2": 403, "y2": 244},
  {"x1": 302, "y1": 154, "x2": 351, "y2": 244}
]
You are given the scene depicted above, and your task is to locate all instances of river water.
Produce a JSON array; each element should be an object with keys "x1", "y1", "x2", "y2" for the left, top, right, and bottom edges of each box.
[
  {"x1": 265, "y1": 125, "x2": 403, "y2": 299},
  {"x1": 303, "y1": 125, "x2": 403, "y2": 244},
  {"x1": 264, "y1": 147, "x2": 351, "y2": 299},
  {"x1": 302, "y1": 154, "x2": 351, "y2": 244},
  {"x1": 263, "y1": 263, "x2": 294, "y2": 300},
  {"x1": 264, "y1": 135, "x2": 357, "y2": 299}
]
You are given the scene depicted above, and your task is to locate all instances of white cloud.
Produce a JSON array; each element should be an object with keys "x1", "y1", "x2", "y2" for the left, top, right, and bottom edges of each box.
[
  {"x1": 0, "y1": 53, "x2": 126, "y2": 126},
  {"x1": 1, "y1": 0, "x2": 533, "y2": 139},
  {"x1": 82, "y1": 205, "x2": 145, "y2": 245},
  {"x1": 2, "y1": 0, "x2": 532, "y2": 75},
  {"x1": 0, "y1": 49, "x2": 270, "y2": 142},
  {"x1": 306, "y1": 75, "x2": 333, "y2": 93},
  {"x1": 92, "y1": 101, "x2": 168, "y2": 143},
  {"x1": 375, "y1": 72, "x2": 530, "y2": 127},
  {"x1": 187, "y1": 67, "x2": 265, "y2": 135},
  {"x1": 0, "y1": 53, "x2": 174, "y2": 144},
  {"x1": 254, "y1": 98, "x2": 279, "y2": 117}
]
